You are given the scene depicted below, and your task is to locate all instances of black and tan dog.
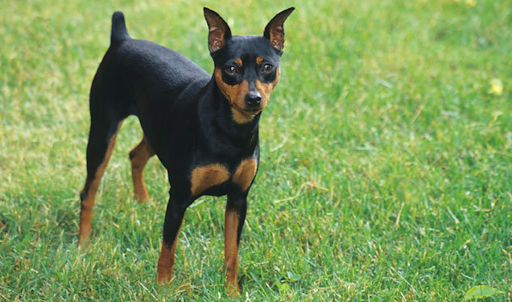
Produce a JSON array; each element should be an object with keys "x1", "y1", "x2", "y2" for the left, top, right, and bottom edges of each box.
[{"x1": 78, "y1": 7, "x2": 294, "y2": 295}]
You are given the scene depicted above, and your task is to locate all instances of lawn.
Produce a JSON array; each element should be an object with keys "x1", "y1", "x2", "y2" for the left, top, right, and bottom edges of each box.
[{"x1": 1, "y1": 0, "x2": 511, "y2": 300}]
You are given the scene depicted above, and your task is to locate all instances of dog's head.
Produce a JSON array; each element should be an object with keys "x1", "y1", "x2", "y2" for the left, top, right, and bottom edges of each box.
[{"x1": 204, "y1": 7, "x2": 294, "y2": 124}]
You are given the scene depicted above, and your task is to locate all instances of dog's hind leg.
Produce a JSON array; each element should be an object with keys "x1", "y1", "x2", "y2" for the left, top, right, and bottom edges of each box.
[
  {"x1": 79, "y1": 108, "x2": 124, "y2": 246},
  {"x1": 129, "y1": 135, "x2": 155, "y2": 202}
]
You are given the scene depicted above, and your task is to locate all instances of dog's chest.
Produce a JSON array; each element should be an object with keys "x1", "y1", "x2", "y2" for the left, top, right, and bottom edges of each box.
[{"x1": 190, "y1": 159, "x2": 258, "y2": 196}]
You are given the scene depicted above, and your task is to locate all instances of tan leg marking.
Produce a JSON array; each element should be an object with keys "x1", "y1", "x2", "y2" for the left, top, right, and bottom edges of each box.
[
  {"x1": 157, "y1": 223, "x2": 183, "y2": 283},
  {"x1": 78, "y1": 122, "x2": 122, "y2": 247},
  {"x1": 224, "y1": 208, "x2": 240, "y2": 296},
  {"x1": 232, "y1": 159, "x2": 258, "y2": 192},
  {"x1": 129, "y1": 135, "x2": 155, "y2": 202},
  {"x1": 190, "y1": 163, "x2": 230, "y2": 196}
]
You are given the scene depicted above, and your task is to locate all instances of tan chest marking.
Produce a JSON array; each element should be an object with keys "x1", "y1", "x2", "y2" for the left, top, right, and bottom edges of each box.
[
  {"x1": 232, "y1": 159, "x2": 258, "y2": 191},
  {"x1": 190, "y1": 164, "x2": 230, "y2": 196}
]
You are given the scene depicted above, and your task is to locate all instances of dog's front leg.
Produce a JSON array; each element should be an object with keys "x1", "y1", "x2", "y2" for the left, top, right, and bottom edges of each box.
[
  {"x1": 157, "y1": 193, "x2": 188, "y2": 283},
  {"x1": 224, "y1": 193, "x2": 248, "y2": 296}
]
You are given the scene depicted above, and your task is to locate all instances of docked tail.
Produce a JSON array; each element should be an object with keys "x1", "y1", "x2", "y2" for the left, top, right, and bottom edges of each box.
[{"x1": 111, "y1": 11, "x2": 130, "y2": 44}]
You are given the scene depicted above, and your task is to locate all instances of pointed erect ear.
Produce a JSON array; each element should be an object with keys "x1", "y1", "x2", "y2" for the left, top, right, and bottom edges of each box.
[
  {"x1": 204, "y1": 7, "x2": 232, "y2": 53},
  {"x1": 263, "y1": 7, "x2": 295, "y2": 52}
]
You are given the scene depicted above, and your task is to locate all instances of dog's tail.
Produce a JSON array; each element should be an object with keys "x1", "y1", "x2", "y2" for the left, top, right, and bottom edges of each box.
[{"x1": 111, "y1": 11, "x2": 130, "y2": 44}]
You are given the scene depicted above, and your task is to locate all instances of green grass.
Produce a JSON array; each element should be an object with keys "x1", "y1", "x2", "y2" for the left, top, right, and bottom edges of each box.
[{"x1": 1, "y1": 0, "x2": 511, "y2": 300}]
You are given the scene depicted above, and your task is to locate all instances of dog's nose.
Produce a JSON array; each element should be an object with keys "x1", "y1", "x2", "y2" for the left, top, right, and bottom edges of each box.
[{"x1": 245, "y1": 92, "x2": 262, "y2": 107}]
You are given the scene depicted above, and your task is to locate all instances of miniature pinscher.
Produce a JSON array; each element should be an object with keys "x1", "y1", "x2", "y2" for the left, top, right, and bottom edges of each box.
[{"x1": 78, "y1": 7, "x2": 294, "y2": 295}]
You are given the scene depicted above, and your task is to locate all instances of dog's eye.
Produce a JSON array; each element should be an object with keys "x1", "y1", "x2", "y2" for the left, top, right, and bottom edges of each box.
[
  {"x1": 262, "y1": 64, "x2": 273, "y2": 73},
  {"x1": 225, "y1": 66, "x2": 237, "y2": 75}
]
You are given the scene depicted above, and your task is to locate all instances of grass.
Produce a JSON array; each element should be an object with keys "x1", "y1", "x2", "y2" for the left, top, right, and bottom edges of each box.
[{"x1": 1, "y1": 0, "x2": 511, "y2": 300}]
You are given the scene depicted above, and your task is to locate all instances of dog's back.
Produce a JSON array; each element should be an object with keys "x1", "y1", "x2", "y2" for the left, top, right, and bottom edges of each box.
[{"x1": 91, "y1": 12, "x2": 210, "y2": 125}]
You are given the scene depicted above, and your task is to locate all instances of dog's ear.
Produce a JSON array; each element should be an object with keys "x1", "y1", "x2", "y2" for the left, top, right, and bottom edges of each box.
[
  {"x1": 263, "y1": 7, "x2": 295, "y2": 52},
  {"x1": 204, "y1": 8, "x2": 232, "y2": 53}
]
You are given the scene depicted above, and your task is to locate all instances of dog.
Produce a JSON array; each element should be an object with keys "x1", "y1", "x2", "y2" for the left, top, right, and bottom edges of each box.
[{"x1": 79, "y1": 7, "x2": 294, "y2": 295}]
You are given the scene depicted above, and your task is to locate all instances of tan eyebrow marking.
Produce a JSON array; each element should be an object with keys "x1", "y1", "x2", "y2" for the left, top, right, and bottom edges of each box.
[
  {"x1": 234, "y1": 58, "x2": 243, "y2": 67},
  {"x1": 256, "y1": 57, "x2": 264, "y2": 65}
]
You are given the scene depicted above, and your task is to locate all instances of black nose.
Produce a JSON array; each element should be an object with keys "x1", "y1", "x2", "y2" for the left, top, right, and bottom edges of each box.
[{"x1": 245, "y1": 93, "x2": 262, "y2": 107}]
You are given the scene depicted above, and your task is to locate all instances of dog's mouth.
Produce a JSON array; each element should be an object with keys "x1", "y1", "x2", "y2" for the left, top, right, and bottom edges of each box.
[
  {"x1": 232, "y1": 104, "x2": 262, "y2": 115},
  {"x1": 243, "y1": 108, "x2": 261, "y2": 114}
]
